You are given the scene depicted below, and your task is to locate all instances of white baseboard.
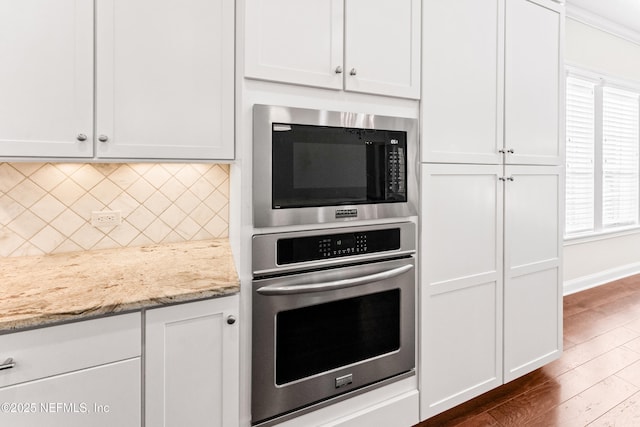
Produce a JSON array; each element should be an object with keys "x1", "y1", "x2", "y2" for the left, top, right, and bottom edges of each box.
[{"x1": 563, "y1": 262, "x2": 640, "y2": 296}]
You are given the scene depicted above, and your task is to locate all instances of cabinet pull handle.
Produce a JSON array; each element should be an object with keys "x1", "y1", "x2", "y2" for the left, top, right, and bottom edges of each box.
[
  {"x1": 335, "y1": 66, "x2": 343, "y2": 74},
  {"x1": 349, "y1": 68, "x2": 357, "y2": 76},
  {"x1": 226, "y1": 315, "x2": 236, "y2": 325},
  {"x1": 98, "y1": 135, "x2": 109, "y2": 142},
  {"x1": 0, "y1": 358, "x2": 15, "y2": 371},
  {"x1": 77, "y1": 134, "x2": 88, "y2": 142},
  {"x1": 498, "y1": 149, "x2": 505, "y2": 154},
  {"x1": 507, "y1": 176, "x2": 514, "y2": 181},
  {"x1": 507, "y1": 148, "x2": 514, "y2": 154},
  {"x1": 499, "y1": 177, "x2": 506, "y2": 182}
]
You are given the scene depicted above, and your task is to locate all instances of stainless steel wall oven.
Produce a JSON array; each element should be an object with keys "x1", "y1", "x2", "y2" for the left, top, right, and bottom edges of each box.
[
  {"x1": 253, "y1": 105, "x2": 418, "y2": 228},
  {"x1": 251, "y1": 222, "x2": 416, "y2": 426}
]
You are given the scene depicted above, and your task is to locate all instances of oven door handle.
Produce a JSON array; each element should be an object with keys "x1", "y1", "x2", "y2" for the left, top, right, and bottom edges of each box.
[{"x1": 256, "y1": 264, "x2": 414, "y2": 295}]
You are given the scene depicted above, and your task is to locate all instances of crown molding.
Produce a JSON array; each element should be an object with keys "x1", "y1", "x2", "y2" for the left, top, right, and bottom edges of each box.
[{"x1": 566, "y1": 3, "x2": 640, "y2": 46}]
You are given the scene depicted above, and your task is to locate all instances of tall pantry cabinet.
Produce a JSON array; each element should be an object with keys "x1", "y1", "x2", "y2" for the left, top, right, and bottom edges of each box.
[{"x1": 419, "y1": 0, "x2": 564, "y2": 419}]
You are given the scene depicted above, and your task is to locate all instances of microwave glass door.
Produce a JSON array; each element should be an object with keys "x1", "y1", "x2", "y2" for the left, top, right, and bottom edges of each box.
[{"x1": 271, "y1": 124, "x2": 407, "y2": 209}]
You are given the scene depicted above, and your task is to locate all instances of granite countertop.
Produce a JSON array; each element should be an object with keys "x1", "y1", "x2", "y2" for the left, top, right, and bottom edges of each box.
[{"x1": 0, "y1": 239, "x2": 239, "y2": 332}]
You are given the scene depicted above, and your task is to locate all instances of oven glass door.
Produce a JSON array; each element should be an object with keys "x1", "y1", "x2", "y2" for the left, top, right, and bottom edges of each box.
[
  {"x1": 251, "y1": 257, "x2": 415, "y2": 425},
  {"x1": 276, "y1": 288, "x2": 400, "y2": 385}
]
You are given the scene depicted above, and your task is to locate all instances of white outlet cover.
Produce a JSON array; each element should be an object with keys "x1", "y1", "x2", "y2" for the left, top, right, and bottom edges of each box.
[{"x1": 91, "y1": 210, "x2": 122, "y2": 227}]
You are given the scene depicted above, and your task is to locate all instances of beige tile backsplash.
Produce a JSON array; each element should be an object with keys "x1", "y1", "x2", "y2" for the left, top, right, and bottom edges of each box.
[{"x1": 0, "y1": 162, "x2": 229, "y2": 257}]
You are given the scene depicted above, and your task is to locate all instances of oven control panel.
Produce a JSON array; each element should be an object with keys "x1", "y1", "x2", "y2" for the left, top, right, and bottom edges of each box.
[{"x1": 277, "y1": 228, "x2": 400, "y2": 265}]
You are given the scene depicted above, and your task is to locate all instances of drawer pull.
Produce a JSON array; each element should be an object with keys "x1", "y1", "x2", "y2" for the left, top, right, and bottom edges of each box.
[{"x1": 0, "y1": 358, "x2": 15, "y2": 371}]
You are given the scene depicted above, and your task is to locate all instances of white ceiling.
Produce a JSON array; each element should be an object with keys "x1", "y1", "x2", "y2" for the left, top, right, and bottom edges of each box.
[{"x1": 566, "y1": 0, "x2": 640, "y2": 42}]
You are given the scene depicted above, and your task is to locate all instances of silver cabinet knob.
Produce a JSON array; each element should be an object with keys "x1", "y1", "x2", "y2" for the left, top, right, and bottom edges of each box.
[
  {"x1": 226, "y1": 315, "x2": 236, "y2": 325},
  {"x1": 77, "y1": 134, "x2": 87, "y2": 142},
  {"x1": 0, "y1": 357, "x2": 15, "y2": 371},
  {"x1": 349, "y1": 68, "x2": 357, "y2": 76},
  {"x1": 335, "y1": 66, "x2": 343, "y2": 74},
  {"x1": 98, "y1": 135, "x2": 109, "y2": 142}
]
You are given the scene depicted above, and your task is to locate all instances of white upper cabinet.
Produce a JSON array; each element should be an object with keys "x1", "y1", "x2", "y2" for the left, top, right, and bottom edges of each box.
[
  {"x1": 421, "y1": 0, "x2": 562, "y2": 165},
  {"x1": 504, "y1": 0, "x2": 562, "y2": 165},
  {"x1": 244, "y1": 0, "x2": 344, "y2": 90},
  {"x1": 244, "y1": 0, "x2": 421, "y2": 99},
  {"x1": 0, "y1": 0, "x2": 94, "y2": 158},
  {"x1": 0, "y1": 0, "x2": 234, "y2": 160},
  {"x1": 422, "y1": 0, "x2": 503, "y2": 164},
  {"x1": 343, "y1": 0, "x2": 420, "y2": 98},
  {"x1": 96, "y1": 0, "x2": 234, "y2": 160}
]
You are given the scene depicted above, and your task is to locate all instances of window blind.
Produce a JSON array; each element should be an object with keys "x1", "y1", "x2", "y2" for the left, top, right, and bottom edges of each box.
[
  {"x1": 565, "y1": 77, "x2": 595, "y2": 235},
  {"x1": 602, "y1": 87, "x2": 640, "y2": 228}
]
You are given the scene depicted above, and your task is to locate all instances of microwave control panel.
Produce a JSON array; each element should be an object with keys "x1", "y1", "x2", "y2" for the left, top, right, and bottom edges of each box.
[
  {"x1": 387, "y1": 145, "x2": 406, "y2": 196},
  {"x1": 277, "y1": 228, "x2": 401, "y2": 265}
]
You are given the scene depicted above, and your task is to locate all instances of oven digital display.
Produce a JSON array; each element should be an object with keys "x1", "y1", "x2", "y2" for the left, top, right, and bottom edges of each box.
[{"x1": 276, "y1": 228, "x2": 400, "y2": 264}]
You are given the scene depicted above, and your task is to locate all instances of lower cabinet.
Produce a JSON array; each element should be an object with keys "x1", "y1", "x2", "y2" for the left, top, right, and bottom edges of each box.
[
  {"x1": 0, "y1": 359, "x2": 140, "y2": 427},
  {"x1": 145, "y1": 295, "x2": 240, "y2": 427},
  {"x1": 0, "y1": 313, "x2": 142, "y2": 427},
  {"x1": 0, "y1": 294, "x2": 240, "y2": 427},
  {"x1": 419, "y1": 163, "x2": 562, "y2": 419}
]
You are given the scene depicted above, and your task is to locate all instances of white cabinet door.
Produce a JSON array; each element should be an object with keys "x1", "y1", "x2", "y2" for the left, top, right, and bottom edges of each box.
[
  {"x1": 145, "y1": 295, "x2": 239, "y2": 427},
  {"x1": 244, "y1": 0, "x2": 344, "y2": 90},
  {"x1": 419, "y1": 164, "x2": 503, "y2": 419},
  {"x1": 244, "y1": 0, "x2": 420, "y2": 99},
  {"x1": 96, "y1": 0, "x2": 234, "y2": 160},
  {"x1": 0, "y1": 359, "x2": 140, "y2": 427},
  {"x1": 504, "y1": 0, "x2": 562, "y2": 165},
  {"x1": 344, "y1": 0, "x2": 420, "y2": 99},
  {"x1": 503, "y1": 165, "x2": 562, "y2": 381},
  {"x1": 421, "y1": 0, "x2": 503, "y2": 164},
  {"x1": 0, "y1": 0, "x2": 93, "y2": 158}
]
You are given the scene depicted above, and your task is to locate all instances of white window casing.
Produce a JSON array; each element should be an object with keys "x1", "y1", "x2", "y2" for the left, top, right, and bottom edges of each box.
[{"x1": 565, "y1": 72, "x2": 640, "y2": 239}]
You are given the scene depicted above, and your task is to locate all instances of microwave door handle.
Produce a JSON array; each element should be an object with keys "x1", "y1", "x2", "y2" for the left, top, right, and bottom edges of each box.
[{"x1": 256, "y1": 264, "x2": 413, "y2": 296}]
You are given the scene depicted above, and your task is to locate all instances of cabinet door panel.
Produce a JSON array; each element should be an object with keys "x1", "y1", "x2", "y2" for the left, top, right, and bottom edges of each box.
[
  {"x1": 96, "y1": 0, "x2": 234, "y2": 159},
  {"x1": 505, "y1": 0, "x2": 562, "y2": 165},
  {"x1": 504, "y1": 165, "x2": 562, "y2": 381},
  {"x1": 345, "y1": 0, "x2": 420, "y2": 98},
  {"x1": 422, "y1": 0, "x2": 502, "y2": 164},
  {"x1": 0, "y1": 0, "x2": 93, "y2": 158},
  {"x1": 504, "y1": 268, "x2": 561, "y2": 380},
  {"x1": 146, "y1": 296, "x2": 239, "y2": 427},
  {"x1": 420, "y1": 164, "x2": 503, "y2": 419},
  {"x1": 421, "y1": 282, "x2": 502, "y2": 419},
  {"x1": 505, "y1": 167, "x2": 560, "y2": 268},
  {"x1": 0, "y1": 359, "x2": 140, "y2": 427},
  {"x1": 422, "y1": 165, "x2": 502, "y2": 285},
  {"x1": 244, "y1": 0, "x2": 344, "y2": 90}
]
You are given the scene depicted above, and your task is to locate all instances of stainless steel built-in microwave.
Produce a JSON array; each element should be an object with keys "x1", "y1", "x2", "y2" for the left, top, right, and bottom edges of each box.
[{"x1": 252, "y1": 105, "x2": 418, "y2": 227}]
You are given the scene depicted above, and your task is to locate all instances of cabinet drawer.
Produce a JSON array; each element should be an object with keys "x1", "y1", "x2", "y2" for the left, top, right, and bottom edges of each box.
[
  {"x1": 0, "y1": 358, "x2": 140, "y2": 427},
  {"x1": 0, "y1": 313, "x2": 141, "y2": 388}
]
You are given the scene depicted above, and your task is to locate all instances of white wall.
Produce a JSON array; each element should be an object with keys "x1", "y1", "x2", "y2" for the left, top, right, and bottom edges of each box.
[{"x1": 563, "y1": 18, "x2": 640, "y2": 293}]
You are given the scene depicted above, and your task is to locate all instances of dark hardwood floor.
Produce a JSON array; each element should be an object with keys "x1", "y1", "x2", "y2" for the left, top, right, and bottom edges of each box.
[{"x1": 416, "y1": 274, "x2": 640, "y2": 426}]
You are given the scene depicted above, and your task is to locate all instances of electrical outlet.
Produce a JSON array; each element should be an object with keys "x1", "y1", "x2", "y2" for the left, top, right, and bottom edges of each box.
[{"x1": 91, "y1": 210, "x2": 122, "y2": 227}]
